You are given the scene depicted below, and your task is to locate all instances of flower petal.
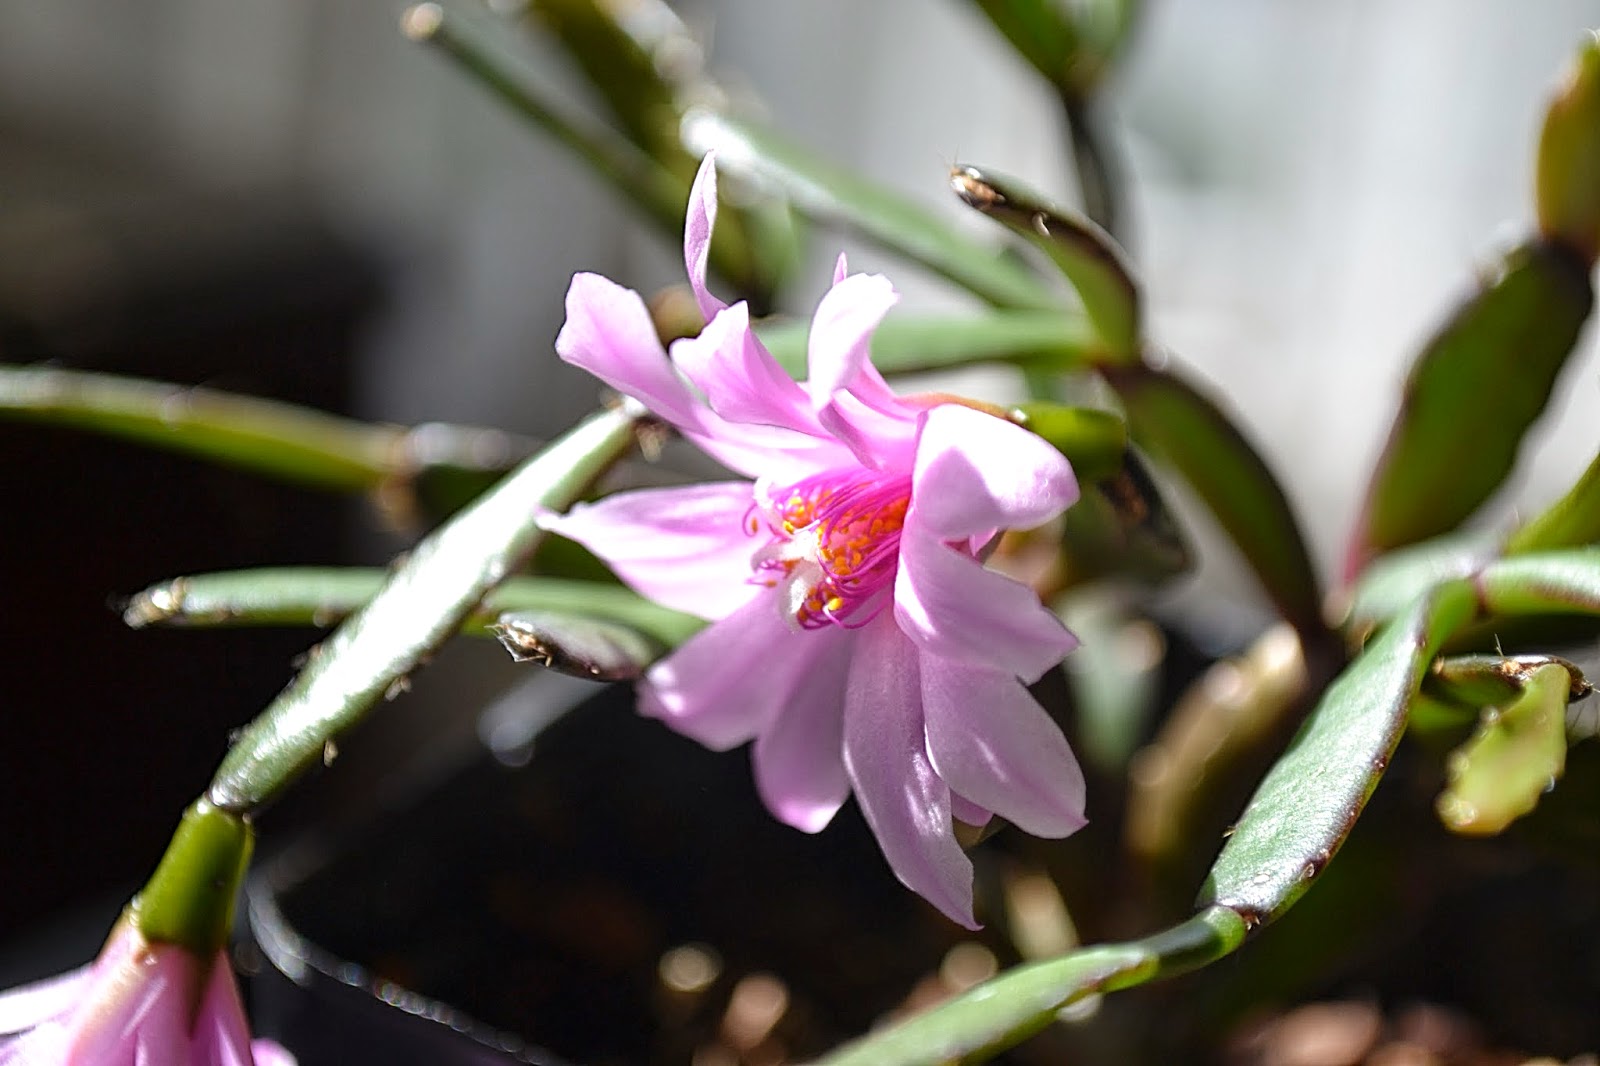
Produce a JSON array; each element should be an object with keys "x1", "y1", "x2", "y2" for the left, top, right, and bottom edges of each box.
[
  {"x1": 555, "y1": 273, "x2": 707, "y2": 433},
  {"x1": 671, "y1": 303, "x2": 820, "y2": 435},
  {"x1": 251, "y1": 1041, "x2": 299, "y2": 1066},
  {"x1": 923, "y1": 658, "x2": 1087, "y2": 838},
  {"x1": 641, "y1": 591, "x2": 818, "y2": 749},
  {"x1": 949, "y1": 793, "x2": 992, "y2": 829},
  {"x1": 684, "y1": 154, "x2": 728, "y2": 323},
  {"x1": 541, "y1": 482, "x2": 761, "y2": 622},
  {"x1": 894, "y1": 525, "x2": 1078, "y2": 683},
  {"x1": 751, "y1": 626, "x2": 854, "y2": 833},
  {"x1": 805, "y1": 272, "x2": 900, "y2": 410},
  {"x1": 911, "y1": 404, "x2": 1079, "y2": 540},
  {"x1": 192, "y1": 952, "x2": 269, "y2": 1066},
  {"x1": 842, "y1": 616, "x2": 977, "y2": 929},
  {"x1": 0, "y1": 966, "x2": 90, "y2": 1036}
]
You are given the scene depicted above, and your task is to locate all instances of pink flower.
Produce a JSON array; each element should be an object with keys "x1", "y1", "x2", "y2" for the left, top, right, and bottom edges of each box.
[
  {"x1": 546, "y1": 156, "x2": 1087, "y2": 928},
  {"x1": 0, "y1": 917, "x2": 293, "y2": 1066}
]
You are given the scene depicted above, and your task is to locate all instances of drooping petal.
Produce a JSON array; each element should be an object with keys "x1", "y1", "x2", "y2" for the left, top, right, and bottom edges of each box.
[
  {"x1": 894, "y1": 525, "x2": 1078, "y2": 683},
  {"x1": 555, "y1": 273, "x2": 707, "y2": 433},
  {"x1": 684, "y1": 154, "x2": 728, "y2": 323},
  {"x1": 911, "y1": 404, "x2": 1079, "y2": 540},
  {"x1": 671, "y1": 302, "x2": 821, "y2": 435},
  {"x1": 842, "y1": 616, "x2": 976, "y2": 929},
  {"x1": 540, "y1": 483, "x2": 761, "y2": 621},
  {"x1": 751, "y1": 625, "x2": 854, "y2": 833},
  {"x1": 923, "y1": 658, "x2": 1087, "y2": 838},
  {"x1": 641, "y1": 591, "x2": 818, "y2": 750}
]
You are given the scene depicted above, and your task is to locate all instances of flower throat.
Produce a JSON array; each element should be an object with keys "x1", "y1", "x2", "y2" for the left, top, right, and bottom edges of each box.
[{"x1": 746, "y1": 468, "x2": 912, "y2": 630}]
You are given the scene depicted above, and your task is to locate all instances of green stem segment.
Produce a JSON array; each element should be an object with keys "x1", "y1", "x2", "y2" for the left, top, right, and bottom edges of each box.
[
  {"x1": 132, "y1": 800, "x2": 252, "y2": 957},
  {"x1": 208, "y1": 404, "x2": 645, "y2": 813},
  {"x1": 816, "y1": 907, "x2": 1245, "y2": 1066}
]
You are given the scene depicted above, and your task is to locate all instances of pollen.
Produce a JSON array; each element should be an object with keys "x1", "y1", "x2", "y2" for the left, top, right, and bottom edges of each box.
[{"x1": 747, "y1": 468, "x2": 912, "y2": 629}]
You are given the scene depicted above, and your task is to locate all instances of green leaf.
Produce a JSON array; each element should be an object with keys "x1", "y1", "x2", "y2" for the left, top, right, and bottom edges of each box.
[
  {"x1": 207, "y1": 405, "x2": 644, "y2": 813},
  {"x1": 1201, "y1": 581, "x2": 1478, "y2": 924},
  {"x1": 123, "y1": 567, "x2": 703, "y2": 648},
  {"x1": 1011, "y1": 402, "x2": 1127, "y2": 482},
  {"x1": 1346, "y1": 238, "x2": 1594, "y2": 575},
  {"x1": 493, "y1": 609, "x2": 662, "y2": 680},
  {"x1": 968, "y1": 0, "x2": 1086, "y2": 93},
  {"x1": 681, "y1": 111, "x2": 1058, "y2": 311},
  {"x1": 755, "y1": 310, "x2": 1100, "y2": 379},
  {"x1": 1344, "y1": 532, "x2": 1501, "y2": 628},
  {"x1": 1475, "y1": 547, "x2": 1600, "y2": 616},
  {"x1": 815, "y1": 907, "x2": 1246, "y2": 1066},
  {"x1": 1506, "y1": 449, "x2": 1600, "y2": 554},
  {"x1": 1537, "y1": 33, "x2": 1600, "y2": 263},
  {"x1": 1109, "y1": 364, "x2": 1326, "y2": 647},
  {"x1": 1436, "y1": 662, "x2": 1573, "y2": 835},
  {"x1": 950, "y1": 164, "x2": 1140, "y2": 360}
]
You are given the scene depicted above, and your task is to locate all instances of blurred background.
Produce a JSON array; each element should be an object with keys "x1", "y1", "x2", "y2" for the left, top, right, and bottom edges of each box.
[{"x1": 1, "y1": 0, "x2": 1596, "y2": 976}]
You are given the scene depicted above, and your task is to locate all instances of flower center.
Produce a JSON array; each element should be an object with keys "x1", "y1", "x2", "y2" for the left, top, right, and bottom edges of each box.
[{"x1": 746, "y1": 468, "x2": 912, "y2": 630}]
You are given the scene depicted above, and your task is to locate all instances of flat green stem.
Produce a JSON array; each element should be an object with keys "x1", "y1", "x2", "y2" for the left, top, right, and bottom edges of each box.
[
  {"x1": 1, "y1": 363, "x2": 392, "y2": 491},
  {"x1": 0, "y1": 363, "x2": 529, "y2": 504},
  {"x1": 1062, "y1": 92, "x2": 1123, "y2": 241},
  {"x1": 681, "y1": 110, "x2": 1058, "y2": 311},
  {"x1": 208, "y1": 405, "x2": 645, "y2": 812},
  {"x1": 125, "y1": 567, "x2": 703, "y2": 648},
  {"x1": 816, "y1": 907, "x2": 1245, "y2": 1066},
  {"x1": 1506, "y1": 449, "x2": 1600, "y2": 554},
  {"x1": 132, "y1": 800, "x2": 253, "y2": 955},
  {"x1": 404, "y1": 3, "x2": 688, "y2": 236},
  {"x1": 756, "y1": 310, "x2": 1100, "y2": 379}
]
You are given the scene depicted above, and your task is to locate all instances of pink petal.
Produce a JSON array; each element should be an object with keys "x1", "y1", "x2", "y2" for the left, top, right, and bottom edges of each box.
[
  {"x1": 250, "y1": 1041, "x2": 297, "y2": 1066},
  {"x1": 751, "y1": 626, "x2": 854, "y2": 833},
  {"x1": 540, "y1": 482, "x2": 761, "y2": 622},
  {"x1": 684, "y1": 155, "x2": 728, "y2": 323},
  {"x1": 949, "y1": 794, "x2": 992, "y2": 829},
  {"x1": 670, "y1": 303, "x2": 821, "y2": 435},
  {"x1": 816, "y1": 393, "x2": 919, "y2": 473},
  {"x1": 894, "y1": 525, "x2": 1078, "y2": 683},
  {"x1": 806, "y1": 273, "x2": 901, "y2": 413},
  {"x1": 831, "y1": 252, "x2": 849, "y2": 286},
  {"x1": 922, "y1": 659, "x2": 1087, "y2": 838},
  {"x1": 841, "y1": 617, "x2": 977, "y2": 929},
  {"x1": 911, "y1": 404, "x2": 1079, "y2": 540},
  {"x1": 191, "y1": 952, "x2": 263, "y2": 1066},
  {"x1": 641, "y1": 591, "x2": 817, "y2": 750},
  {"x1": 555, "y1": 273, "x2": 707, "y2": 433},
  {"x1": 0, "y1": 967, "x2": 91, "y2": 1036}
]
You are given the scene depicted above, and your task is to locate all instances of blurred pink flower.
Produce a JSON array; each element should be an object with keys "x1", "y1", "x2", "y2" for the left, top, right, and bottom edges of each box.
[
  {"x1": 0, "y1": 918, "x2": 292, "y2": 1066},
  {"x1": 546, "y1": 156, "x2": 1086, "y2": 928}
]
